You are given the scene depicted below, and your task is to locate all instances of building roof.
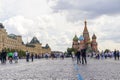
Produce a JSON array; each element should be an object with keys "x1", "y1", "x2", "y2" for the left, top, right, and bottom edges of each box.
[
  {"x1": 8, "y1": 34, "x2": 17, "y2": 39},
  {"x1": 42, "y1": 44, "x2": 50, "y2": 49},
  {"x1": 0, "y1": 23, "x2": 4, "y2": 28},
  {"x1": 79, "y1": 35, "x2": 84, "y2": 41},
  {"x1": 92, "y1": 34, "x2": 97, "y2": 39},
  {"x1": 45, "y1": 44, "x2": 50, "y2": 48},
  {"x1": 26, "y1": 43, "x2": 35, "y2": 47},
  {"x1": 73, "y1": 35, "x2": 78, "y2": 41},
  {"x1": 30, "y1": 36, "x2": 40, "y2": 44}
]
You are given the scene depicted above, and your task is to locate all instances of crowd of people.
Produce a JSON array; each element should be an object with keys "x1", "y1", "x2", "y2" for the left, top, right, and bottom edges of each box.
[
  {"x1": 71, "y1": 48, "x2": 120, "y2": 65},
  {"x1": 0, "y1": 49, "x2": 38, "y2": 64},
  {"x1": 0, "y1": 49, "x2": 65, "y2": 64},
  {"x1": 1, "y1": 48, "x2": 119, "y2": 65},
  {"x1": 90, "y1": 50, "x2": 120, "y2": 60},
  {"x1": 0, "y1": 49, "x2": 18, "y2": 64}
]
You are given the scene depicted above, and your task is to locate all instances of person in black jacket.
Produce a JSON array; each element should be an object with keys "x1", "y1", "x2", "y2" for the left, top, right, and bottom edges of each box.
[
  {"x1": 113, "y1": 50, "x2": 117, "y2": 60},
  {"x1": 76, "y1": 49, "x2": 81, "y2": 64},
  {"x1": 81, "y1": 47, "x2": 87, "y2": 64},
  {"x1": 116, "y1": 50, "x2": 119, "y2": 60},
  {"x1": 31, "y1": 53, "x2": 34, "y2": 62},
  {"x1": 1, "y1": 49, "x2": 7, "y2": 64},
  {"x1": 26, "y1": 51, "x2": 30, "y2": 62}
]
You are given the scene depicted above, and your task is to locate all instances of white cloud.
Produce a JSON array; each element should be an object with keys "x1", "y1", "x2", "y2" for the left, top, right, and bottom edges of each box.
[
  {"x1": 86, "y1": 15, "x2": 120, "y2": 51},
  {"x1": 0, "y1": 0, "x2": 52, "y2": 20},
  {"x1": 0, "y1": 0, "x2": 120, "y2": 52},
  {"x1": 99, "y1": 40, "x2": 120, "y2": 51},
  {"x1": 3, "y1": 16, "x2": 34, "y2": 34},
  {"x1": 52, "y1": 0, "x2": 120, "y2": 21},
  {"x1": 2, "y1": 13, "x2": 76, "y2": 51}
]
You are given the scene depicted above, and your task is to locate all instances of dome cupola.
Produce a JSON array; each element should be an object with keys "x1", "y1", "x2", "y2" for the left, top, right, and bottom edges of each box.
[
  {"x1": 73, "y1": 35, "x2": 78, "y2": 41},
  {"x1": 92, "y1": 34, "x2": 97, "y2": 39},
  {"x1": 79, "y1": 35, "x2": 84, "y2": 41}
]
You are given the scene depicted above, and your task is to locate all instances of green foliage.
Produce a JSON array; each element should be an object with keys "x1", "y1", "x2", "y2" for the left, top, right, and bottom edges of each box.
[
  {"x1": 3, "y1": 48, "x2": 26, "y2": 58},
  {"x1": 67, "y1": 47, "x2": 77, "y2": 55},
  {"x1": 64, "y1": 51, "x2": 67, "y2": 54},
  {"x1": 104, "y1": 49, "x2": 110, "y2": 53},
  {"x1": 18, "y1": 50, "x2": 26, "y2": 57},
  {"x1": 86, "y1": 46, "x2": 93, "y2": 53}
]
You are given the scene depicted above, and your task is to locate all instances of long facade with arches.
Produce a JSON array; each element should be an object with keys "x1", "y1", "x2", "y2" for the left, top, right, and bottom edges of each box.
[{"x1": 0, "y1": 23, "x2": 51, "y2": 54}]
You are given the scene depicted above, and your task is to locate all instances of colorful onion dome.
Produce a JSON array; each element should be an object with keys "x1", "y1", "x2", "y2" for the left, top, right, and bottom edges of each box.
[
  {"x1": 79, "y1": 35, "x2": 84, "y2": 41},
  {"x1": 73, "y1": 35, "x2": 78, "y2": 41},
  {"x1": 92, "y1": 34, "x2": 97, "y2": 39}
]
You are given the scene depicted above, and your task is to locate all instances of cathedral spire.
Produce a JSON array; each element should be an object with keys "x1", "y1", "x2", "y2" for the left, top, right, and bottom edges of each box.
[
  {"x1": 83, "y1": 20, "x2": 90, "y2": 45},
  {"x1": 83, "y1": 20, "x2": 88, "y2": 33},
  {"x1": 85, "y1": 19, "x2": 87, "y2": 27}
]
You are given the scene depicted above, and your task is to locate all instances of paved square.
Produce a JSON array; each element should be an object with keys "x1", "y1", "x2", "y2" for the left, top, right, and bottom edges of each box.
[
  {"x1": 0, "y1": 58, "x2": 77, "y2": 80},
  {"x1": 77, "y1": 58, "x2": 120, "y2": 80},
  {"x1": 0, "y1": 58, "x2": 120, "y2": 80}
]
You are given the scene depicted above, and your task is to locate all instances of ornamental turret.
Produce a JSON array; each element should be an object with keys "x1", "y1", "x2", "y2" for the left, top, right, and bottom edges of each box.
[
  {"x1": 91, "y1": 34, "x2": 98, "y2": 52},
  {"x1": 72, "y1": 35, "x2": 79, "y2": 50},
  {"x1": 83, "y1": 20, "x2": 90, "y2": 46}
]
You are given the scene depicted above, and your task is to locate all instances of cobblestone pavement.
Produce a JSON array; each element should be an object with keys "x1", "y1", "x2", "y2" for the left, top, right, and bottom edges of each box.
[
  {"x1": 0, "y1": 58, "x2": 77, "y2": 80},
  {"x1": 1, "y1": 58, "x2": 120, "y2": 80},
  {"x1": 77, "y1": 58, "x2": 120, "y2": 80}
]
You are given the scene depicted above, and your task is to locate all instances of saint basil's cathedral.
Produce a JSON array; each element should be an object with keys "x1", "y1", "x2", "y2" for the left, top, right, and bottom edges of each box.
[{"x1": 72, "y1": 20, "x2": 98, "y2": 53}]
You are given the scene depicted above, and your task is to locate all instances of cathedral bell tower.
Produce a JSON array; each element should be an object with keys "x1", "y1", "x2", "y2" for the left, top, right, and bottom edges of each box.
[
  {"x1": 72, "y1": 35, "x2": 79, "y2": 50},
  {"x1": 91, "y1": 34, "x2": 98, "y2": 52},
  {"x1": 83, "y1": 20, "x2": 90, "y2": 47}
]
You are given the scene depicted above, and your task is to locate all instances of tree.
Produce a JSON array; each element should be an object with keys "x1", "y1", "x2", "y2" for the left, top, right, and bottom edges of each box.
[
  {"x1": 18, "y1": 50, "x2": 26, "y2": 58},
  {"x1": 67, "y1": 47, "x2": 77, "y2": 55},
  {"x1": 104, "y1": 49, "x2": 110, "y2": 53},
  {"x1": 64, "y1": 51, "x2": 67, "y2": 54},
  {"x1": 4, "y1": 48, "x2": 26, "y2": 58}
]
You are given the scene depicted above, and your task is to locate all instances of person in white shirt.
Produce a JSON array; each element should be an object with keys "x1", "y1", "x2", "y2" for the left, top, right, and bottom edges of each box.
[
  {"x1": 13, "y1": 51, "x2": 18, "y2": 63},
  {"x1": 72, "y1": 51, "x2": 75, "y2": 61}
]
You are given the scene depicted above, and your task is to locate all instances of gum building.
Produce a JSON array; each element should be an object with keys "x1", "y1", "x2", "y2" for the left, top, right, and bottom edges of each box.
[
  {"x1": 0, "y1": 23, "x2": 51, "y2": 54},
  {"x1": 72, "y1": 20, "x2": 98, "y2": 53}
]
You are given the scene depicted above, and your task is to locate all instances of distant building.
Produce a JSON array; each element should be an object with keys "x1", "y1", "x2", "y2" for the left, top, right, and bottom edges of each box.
[
  {"x1": 0, "y1": 23, "x2": 51, "y2": 54},
  {"x1": 72, "y1": 20, "x2": 98, "y2": 53}
]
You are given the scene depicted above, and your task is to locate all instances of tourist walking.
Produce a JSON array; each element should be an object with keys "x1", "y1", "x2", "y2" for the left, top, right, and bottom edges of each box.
[
  {"x1": 45, "y1": 53, "x2": 48, "y2": 59},
  {"x1": 31, "y1": 53, "x2": 34, "y2": 62},
  {"x1": 13, "y1": 51, "x2": 18, "y2": 63},
  {"x1": 116, "y1": 50, "x2": 119, "y2": 60},
  {"x1": 81, "y1": 47, "x2": 87, "y2": 64},
  {"x1": 113, "y1": 50, "x2": 117, "y2": 60},
  {"x1": 71, "y1": 51, "x2": 75, "y2": 61},
  {"x1": 51, "y1": 53, "x2": 55, "y2": 60},
  {"x1": 26, "y1": 51, "x2": 30, "y2": 62},
  {"x1": 76, "y1": 50, "x2": 81, "y2": 64},
  {"x1": 1, "y1": 49, "x2": 7, "y2": 64},
  {"x1": 61, "y1": 53, "x2": 64, "y2": 60},
  {"x1": 8, "y1": 52, "x2": 13, "y2": 64}
]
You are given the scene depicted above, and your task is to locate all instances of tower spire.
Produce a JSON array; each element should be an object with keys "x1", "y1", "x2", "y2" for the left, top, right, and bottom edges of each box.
[
  {"x1": 83, "y1": 19, "x2": 90, "y2": 45},
  {"x1": 83, "y1": 19, "x2": 88, "y2": 33},
  {"x1": 85, "y1": 19, "x2": 87, "y2": 27}
]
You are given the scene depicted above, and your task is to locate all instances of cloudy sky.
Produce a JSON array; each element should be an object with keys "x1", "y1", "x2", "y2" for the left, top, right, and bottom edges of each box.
[{"x1": 0, "y1": 0, "x2": 120, "y2": 51}]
